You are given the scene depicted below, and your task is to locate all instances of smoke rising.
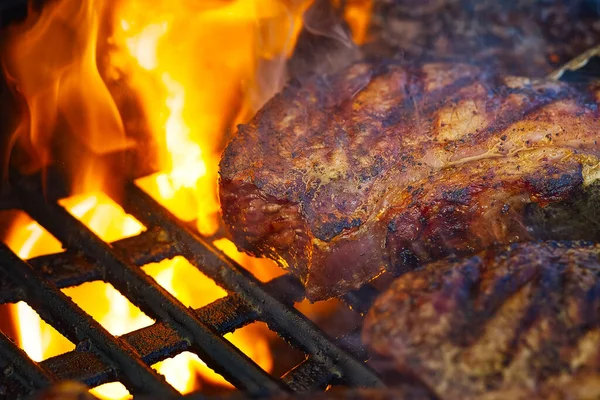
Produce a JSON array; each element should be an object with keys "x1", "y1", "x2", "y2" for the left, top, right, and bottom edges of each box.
[{"x1": 287, "y1": 0, "x2": 362, "y2": 82}]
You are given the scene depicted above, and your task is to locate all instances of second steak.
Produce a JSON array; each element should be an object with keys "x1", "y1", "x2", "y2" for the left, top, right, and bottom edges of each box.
[{"x1": 363, "y1": 241, "x2": 600, "y2": 399}]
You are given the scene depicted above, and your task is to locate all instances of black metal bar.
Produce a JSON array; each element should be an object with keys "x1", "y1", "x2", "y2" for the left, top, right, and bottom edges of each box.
[
  {"x1": 0, "y1": 243, "x2": 179, "y2": 397},
  {"x1": 0, "y1": 331, "x2": 56, "y2": 395},
  {"x1": 0, "y1": 269, "x2": 24, "y2": 304},
  {"x1": 112, "y1": 227, "x2": 179, "y2": 266},
  {"x1": 10, "y1": 171, "x2": 288, "y2": 398},
  {"x1": 282, "y1": 329, "x2": 370, "y2": 392},
  {"x1": 122, "y1": 182, "x2": 384, "y2": 389},
  {"x1": 341, "y1": 284, "x2": 380, "y2": 316},
  {"x1": 334, "y1": 330, "x2": 368, "y2": 362},
  {"x1": 40, "y1": 295, "x2": 255, "y2": 387},
  {"x1": 0, "y1": 228, "x2": 179, "y2": 304},
  {"x1": 37, "y1": 275, "x2": 302, "y2": 390},
  {"x1": 282, "y1": 357, "x2": 335, "y2": 393}
]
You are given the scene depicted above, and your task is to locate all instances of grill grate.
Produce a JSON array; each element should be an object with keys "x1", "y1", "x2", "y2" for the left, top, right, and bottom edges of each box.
[{"x1": 0, "y1": 167, "x2": 384, "y2": 399}]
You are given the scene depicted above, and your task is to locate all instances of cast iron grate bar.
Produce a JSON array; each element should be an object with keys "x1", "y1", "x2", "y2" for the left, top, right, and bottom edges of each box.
[
  {"x1": 283, "y1": 355, "x2": 337, "y2": 393},
  {"x1": 0, "y1": 330, "x2": 56, "y2": 396},
  {"x1": 10, "y1": 172, "x2": 288, "y2": 397},
  {"x1": 36, "y1": 273, "x2": 360, "y2": 394},
  {"x1": 341, "y1": 284, "x2": 380, "y2": 316},
  {"x1": 0, "y1": 227, "x2": 179, "y2": 304},
  {"x1": 0, "y1": 244, "x2": 180, "y2": 397},
  {"x1": 282, "y1": 328, "x2": 369, "y2": 391},
  {"x1": 0, "y1": 169, "x2": 382, "y2": 398},
  {"x1": 120, "y1": 181, "x2": 383, "y2": 389},
  {"x1": 37, "y1": 275, "x2": 302, "y2": 389}
]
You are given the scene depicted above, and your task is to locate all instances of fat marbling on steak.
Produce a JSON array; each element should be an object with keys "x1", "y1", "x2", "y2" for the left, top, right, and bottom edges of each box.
[
  {"x1": 219, "y1": 60, "x2": 600, "y2": 301},
  {"x1": 363, "y1": 241, "x2": 600, "y2": 400}
]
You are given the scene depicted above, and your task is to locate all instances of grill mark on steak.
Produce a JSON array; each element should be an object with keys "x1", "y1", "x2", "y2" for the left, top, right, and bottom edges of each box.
[
  {"x1": 219, "y1": 60, "x2": 600, "y2": 300},
  {"x1": 363, "y1": 241, "x2": 600, "y2": 400},
  {"x1": 382, "y1": 152, "x2": 589, "y2": 273},
  {"x1": 381, "y1": 74, "x2": 475, "y2": 129},
  {"x1": 471, "y1": 84, "x2": 578, "y2": 148},
  {"x1": 440, "y1": 255, "x2": 538, "y2": 349},
  {"x1": 497, "y1": 265, "x2": 563, "y2": 371}
]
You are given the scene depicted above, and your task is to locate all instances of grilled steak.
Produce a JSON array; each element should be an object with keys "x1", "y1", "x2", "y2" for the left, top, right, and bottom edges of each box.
[
  {"x1": 366, "y1": 0, "x2": 600, "y2": 77},
  {"x1": 363, "y1": 241, "x2": 600, "y2": 400},
  {"x1": 219, "y1": 61, "x2": 600, "y2": 301}
]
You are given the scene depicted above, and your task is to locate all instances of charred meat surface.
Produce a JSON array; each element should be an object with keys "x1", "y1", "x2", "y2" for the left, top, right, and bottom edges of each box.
[
  {"x1": 219, "y1": 60, "x2": 600, "y2": 301},
  {"x1": 363, "y1": 241, "x2": 600, "y2": 400},
  {"x1": 367, "y1": 0, "x2": 600, "y2": 77}
]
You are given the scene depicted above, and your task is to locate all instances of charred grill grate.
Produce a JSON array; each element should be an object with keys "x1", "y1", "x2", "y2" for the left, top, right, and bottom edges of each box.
[{"x1": 0, "y1": 167, "x2": 383, "y2": 399}]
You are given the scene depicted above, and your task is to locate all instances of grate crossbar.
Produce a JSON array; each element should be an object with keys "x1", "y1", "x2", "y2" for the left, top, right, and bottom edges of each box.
[
  {"x1": 10, "y1": 172, "x2": 287, "y2": 397},
  {"x1": 0, "y1": 330, "x2": 56, "y2": 395},
  {"x1": 0, "y1": 169, "x2": 382, "y2": 398},
  {"x1": 121, "y1": 182, "x2": 384, "y2": 389},
  {"x1": 0, "y1": 227, "x2": 180, "y2": 304},
  {"x1": 0, "y1": 244, "x2": 180, "y2": 397},
  {"x1": 37, "y1": 275, "x2": 303, "y2": 390}
]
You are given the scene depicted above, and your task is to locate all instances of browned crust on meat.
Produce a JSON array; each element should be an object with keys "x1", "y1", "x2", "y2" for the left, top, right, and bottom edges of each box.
[
  {"x1": 363, "y1": 241, "x2": 600, "y2": 400},
  {"x1": 383, "y1": 148, "x2": 588, "y2": 273},
  {"x1": 219, "y1": 60, "x2": 600, "y2": 300},
  {"x1": 367, "y1": 0, "x2": 600, "y2": 77}
]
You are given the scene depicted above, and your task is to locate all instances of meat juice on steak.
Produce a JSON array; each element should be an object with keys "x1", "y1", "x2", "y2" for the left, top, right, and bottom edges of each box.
[
  {"x1": 366, "y1": 0, "x2": 600, "y2": 77},
  {"x1": 363, "y1": 241, "x2": 600, "y2": 400},
  {"x1": 219, "y1": 61, "x2": 600, "y2": 301}
]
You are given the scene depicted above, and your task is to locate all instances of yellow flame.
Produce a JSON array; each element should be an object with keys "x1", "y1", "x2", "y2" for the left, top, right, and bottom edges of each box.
[
  {"x1": 2, "y1": 0, "x2": 373, "y2": 397},
  {"x1": 112, "y1": 0, "x2": 312, "y2": 236},
  {"x1": 344, "y1": 0, "x2": 373, "y2": 44},
  {"x1": 1, "y1": 0, "x2": 128, "y2": 180},
  {"x1": 161, "y1": 72, "x2": 207, "y2": 190}
]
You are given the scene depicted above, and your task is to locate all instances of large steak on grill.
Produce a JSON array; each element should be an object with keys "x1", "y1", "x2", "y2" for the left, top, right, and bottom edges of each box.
[
  {"x1": 363, "y1": 241, "x2": 600, "y2": 400},
  {"x1": 218, "y1": 61, "x2": 600, "y2": 301}
]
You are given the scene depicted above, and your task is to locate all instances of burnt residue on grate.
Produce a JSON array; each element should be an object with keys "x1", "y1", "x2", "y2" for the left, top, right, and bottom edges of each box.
[{"x1": 0, "y1": 168, "x2": 383, "y2": 399}]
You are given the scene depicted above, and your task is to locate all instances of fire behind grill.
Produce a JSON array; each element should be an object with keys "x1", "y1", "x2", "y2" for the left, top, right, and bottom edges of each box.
[
  {"x1": 0, "y1": 150, "x2": 384, "y2": 399},
  {"x1": 0, "y1": 0, "x2": 386, "y2": 397}
]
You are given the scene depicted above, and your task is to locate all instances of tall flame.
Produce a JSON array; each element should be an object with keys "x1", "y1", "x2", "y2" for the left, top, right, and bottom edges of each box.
[
  {"x1": 1, "y1": 0, "x2": 128, "y2": 183},
  {"x1": 111, "y1": 0, "x2": 313, "y2": 234},
  {"x1": 1, "y1": 0, "x2": 372, "y2": 397}
]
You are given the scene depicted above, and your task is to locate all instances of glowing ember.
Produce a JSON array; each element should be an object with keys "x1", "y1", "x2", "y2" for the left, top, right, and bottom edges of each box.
[{"x1": 1, "y1": 0, "x2": 372, "y2": 397}]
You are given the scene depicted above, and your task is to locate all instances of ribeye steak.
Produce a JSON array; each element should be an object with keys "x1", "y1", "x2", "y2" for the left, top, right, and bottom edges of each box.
[{"x1": 219, "y1": 61, "x2": 600, "y2": 300}]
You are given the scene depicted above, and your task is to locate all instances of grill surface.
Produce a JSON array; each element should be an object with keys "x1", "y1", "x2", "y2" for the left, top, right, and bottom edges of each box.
[
  {"x1": 3, "y1": 0, "x2": 600, "y2": 397},
  {"x1": 0, "y1": 165, "x2": 384, "y2": 399},
  {"x1": 0, "y1": 1, "x2": 382, "y2": 396}
]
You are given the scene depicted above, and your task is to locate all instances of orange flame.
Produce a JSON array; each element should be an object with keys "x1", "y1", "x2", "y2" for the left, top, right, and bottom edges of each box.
[
  {"x1": 1, "y1": 0, "x2": 129, "y2": 181},
  {"x1": 344, "y1": 0, "x2": 373, "y2": 44},
  {"x1": 1, "y1": 0, "x2": 372, "y2": 397}
]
